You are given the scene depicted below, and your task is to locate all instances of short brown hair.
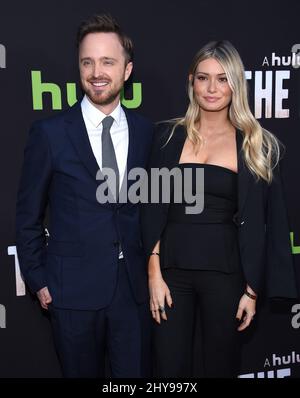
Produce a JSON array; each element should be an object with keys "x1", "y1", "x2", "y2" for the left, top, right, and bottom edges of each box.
[{"x1": 77, "y1": 14, "x2": 133, "y2": 63}]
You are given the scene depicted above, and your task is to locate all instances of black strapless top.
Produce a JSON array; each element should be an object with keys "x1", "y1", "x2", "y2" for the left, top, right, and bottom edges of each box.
[{"x1": 160, "y1": 163, "x2": 241, "y2": 273}]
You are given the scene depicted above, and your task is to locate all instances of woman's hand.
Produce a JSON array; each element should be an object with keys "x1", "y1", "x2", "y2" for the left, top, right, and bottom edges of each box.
[
  {"x1": 236, "y1": 288, "x2": 257, "y2": 331},
  {"x1": 148, "y1": 241, "x2": 173, "y2": 323},
  {"x1": 149, "y1": 274, "x2": 173, "y2": 324}
]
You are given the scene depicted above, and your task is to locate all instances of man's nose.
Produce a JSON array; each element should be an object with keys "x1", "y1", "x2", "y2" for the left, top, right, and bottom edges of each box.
[{"x1": 93, "y1": 62, "x2": 104, "y2": 78}]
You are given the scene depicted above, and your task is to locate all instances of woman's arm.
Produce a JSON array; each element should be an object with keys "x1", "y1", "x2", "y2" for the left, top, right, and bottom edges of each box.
[{"x1": 148, "y1": 240, "x2": 173, "y2": 324}]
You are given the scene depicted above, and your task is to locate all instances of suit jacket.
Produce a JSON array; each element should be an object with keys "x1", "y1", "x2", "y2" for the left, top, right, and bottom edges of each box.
[
  {"x1": 141, "y1": 123, "x2": 298, "y2": 299},
  {"x1": 16, "y1": 102, "x2": 154, "y2": 310}
]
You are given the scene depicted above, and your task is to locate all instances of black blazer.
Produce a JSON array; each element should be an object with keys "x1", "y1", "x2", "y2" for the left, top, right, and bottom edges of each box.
[{"x1": 141, "y1": 123, "x2": 298, "y2": 299}]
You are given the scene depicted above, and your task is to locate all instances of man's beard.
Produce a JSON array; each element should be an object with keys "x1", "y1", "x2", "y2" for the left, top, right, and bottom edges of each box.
[{"x1": 83, "y1": 79, "x2": 123, "y2": 106}]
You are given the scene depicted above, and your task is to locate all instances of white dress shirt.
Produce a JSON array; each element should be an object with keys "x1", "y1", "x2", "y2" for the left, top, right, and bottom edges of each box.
[
  {"x1": 81, "y1": 94, "x2": 129, "y2": 191},
  {"x1": 81, "y1": 95, "x2": 128, "y2": 259}
]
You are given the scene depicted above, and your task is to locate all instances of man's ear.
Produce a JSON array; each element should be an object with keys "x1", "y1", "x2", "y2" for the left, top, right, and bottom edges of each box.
[{"x1": 124, "y1": 62, "x2": 133, "y2": 82}]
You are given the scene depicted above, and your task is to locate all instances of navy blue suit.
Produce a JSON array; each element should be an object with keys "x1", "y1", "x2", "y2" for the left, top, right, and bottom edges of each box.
[{"x1": 16, "y1": 102, "x2": 154, "y2": 377}]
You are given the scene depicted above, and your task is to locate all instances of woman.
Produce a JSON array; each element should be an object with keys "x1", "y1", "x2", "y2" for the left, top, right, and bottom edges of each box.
[{"x1": 141, "y1": 40, "x2": 297, "y2": 378}]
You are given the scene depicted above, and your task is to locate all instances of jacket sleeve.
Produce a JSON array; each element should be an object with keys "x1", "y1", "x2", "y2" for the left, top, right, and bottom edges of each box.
[
  {"x1": 141, "y1": 123, "x2": 171, "y2": 257},
  {"x1": 238, "y1": 176, "x2": 267, "y2": 295},
  {"x1": 265, "y1": 161, "x2": 298, "y2": 298},
  {"x1": 16, "y1": 122, "x2": 53, "y2": 293}
]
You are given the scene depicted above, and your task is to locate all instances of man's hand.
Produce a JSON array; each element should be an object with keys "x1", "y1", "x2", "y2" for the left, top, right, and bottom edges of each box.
[{"x1": 37, "y1": 286, "x2": 52, "y2": 310}]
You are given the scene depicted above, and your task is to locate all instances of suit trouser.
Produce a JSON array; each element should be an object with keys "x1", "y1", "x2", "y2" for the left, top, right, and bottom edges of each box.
[
  {"x1": 154, "y1": 268, "x2": 245, "y2": 378},
  {"x1": 49, "y1": 259, "x2": 151, "y2": 378}
]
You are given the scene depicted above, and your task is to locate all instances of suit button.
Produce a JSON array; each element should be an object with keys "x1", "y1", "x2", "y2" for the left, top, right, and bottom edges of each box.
[
  {"x1": 232, "y1": 214, "x2": 245, "y2": 227},
  {"x1": 232, "y1": 213, "x2": 240, "y2": 226},
  {"x1": 113, "y1": 241, "x2": 119, "y2": 247}
]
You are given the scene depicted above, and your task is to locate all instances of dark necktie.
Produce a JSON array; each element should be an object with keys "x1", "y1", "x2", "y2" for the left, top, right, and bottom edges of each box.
[{"x1": 101, "y1": 116, "x2": 119, "y2": 200}]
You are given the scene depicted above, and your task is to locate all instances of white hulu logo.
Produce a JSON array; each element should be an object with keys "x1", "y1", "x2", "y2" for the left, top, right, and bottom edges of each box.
[
  {"x1": 0, "y1": 44, "x2": 6, "y2": 69},
  {"x1": 239, "y1": 368, "x2": 291, "y2": 378},
  {"x1": 8, "y1": 246, "x2": 26, "y2": 296},
  {"x1": 0, "y1": 304, "x2": 6, "y2": 328}
]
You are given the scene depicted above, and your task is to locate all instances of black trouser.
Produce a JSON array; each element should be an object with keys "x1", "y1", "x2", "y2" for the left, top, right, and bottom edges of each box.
[{"x1": 154, "y1": 268, "x2": 245, "y2": 378}]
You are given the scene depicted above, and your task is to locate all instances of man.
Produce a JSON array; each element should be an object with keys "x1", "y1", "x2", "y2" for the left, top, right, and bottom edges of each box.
[{"x1": 16, "y1": 14, "x2": 153, "y2": 378}]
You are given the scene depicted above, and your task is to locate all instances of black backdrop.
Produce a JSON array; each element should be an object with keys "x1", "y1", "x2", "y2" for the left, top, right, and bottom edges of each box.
[{"x1": 0, "y1": 0, "x2": 299, "y2": 378}]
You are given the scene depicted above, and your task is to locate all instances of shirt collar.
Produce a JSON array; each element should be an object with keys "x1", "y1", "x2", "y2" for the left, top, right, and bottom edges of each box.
[{"x1": 81, "y1": 95, "x2": 122, "y2": 128}]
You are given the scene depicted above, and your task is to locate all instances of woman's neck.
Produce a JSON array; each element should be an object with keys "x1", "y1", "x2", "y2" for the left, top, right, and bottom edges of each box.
[{"x1": 197, "y1": 109, "x2": 234, "y2": 136}]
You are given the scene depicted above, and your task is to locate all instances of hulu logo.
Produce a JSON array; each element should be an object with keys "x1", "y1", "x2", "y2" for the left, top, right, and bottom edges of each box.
[
  {"x1": 0, "y1": 44, "x2": 6, "y2": 69},
  {"x1": 31, "y1": 71, "x2": 142, "y2": 110},
  {"x1": 290, "y1": 232, "x2": 300, "y2": 254}
]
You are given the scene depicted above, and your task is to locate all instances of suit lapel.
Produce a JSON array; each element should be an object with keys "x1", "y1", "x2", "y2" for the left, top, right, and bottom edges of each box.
[
  {"x1": 236, "y1": 129, "x2": 251, "y2": 216},
  {"x1": 164, "y1": 124, "x2": 186, "y2": 167},
  {"x1": 118, "y1": 107, "x2": 144, "y2": 207},
  {"x1": 64, "y1": 102, "x2": 101, "y2": 183},
  {"x1": 64, "y1": 103, "x2": 115, "y2": 208},
  {"x1": 122, "y1": 107, "x2": 135, "y2": 183}
]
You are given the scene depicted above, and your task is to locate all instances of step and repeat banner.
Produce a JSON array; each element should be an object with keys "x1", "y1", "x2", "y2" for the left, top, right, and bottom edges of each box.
[{"x1": 0, "y1": 0, "x2": 299, "y2": 378}]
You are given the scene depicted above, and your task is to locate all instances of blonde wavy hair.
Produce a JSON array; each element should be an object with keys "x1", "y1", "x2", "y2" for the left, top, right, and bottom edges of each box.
[{"x1": 166, "y1": 40, "x2": 281, "y2": 183}]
